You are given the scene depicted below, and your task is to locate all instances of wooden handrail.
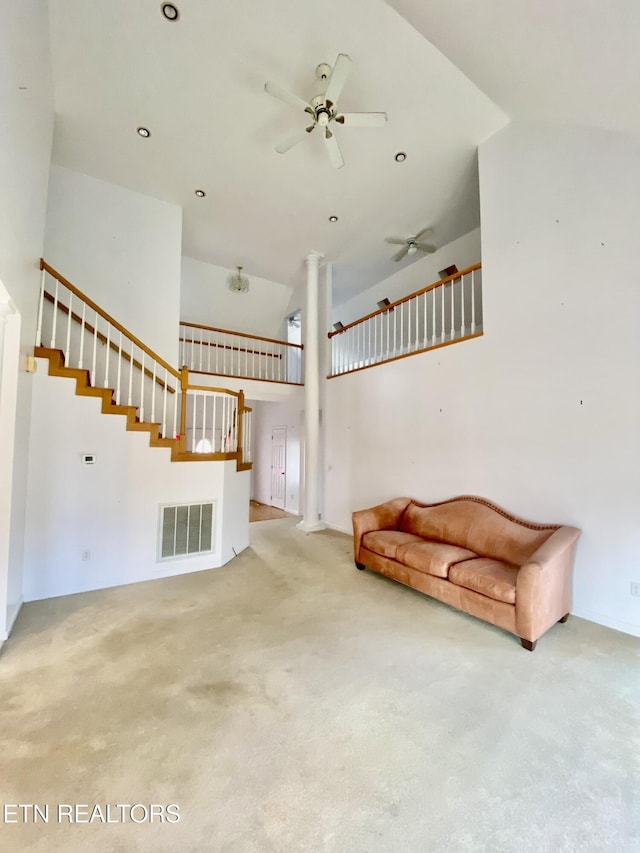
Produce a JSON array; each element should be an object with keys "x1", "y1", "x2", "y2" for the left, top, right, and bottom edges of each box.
[
  {"x1": 178, "y1": 336, "x2": 283, "y2": 360},
  {"x1": 187, "y1": 368, "x2": 303, "y2": 387},
  {"x1": 41, "y1": 259, "x2": 181, "y2": 379},
  {"x1": 43, "y1": 292, "x2": 176, "y2": 394},
  {"x1": 180, "y1": 320, "x2": 304, "y2": 350},
  {"x1": 327, "y1": 263, "x2": 482, "y2": 338},
  {"x1": 185, "y1": 383, "x2": 241, "y2": 398}
]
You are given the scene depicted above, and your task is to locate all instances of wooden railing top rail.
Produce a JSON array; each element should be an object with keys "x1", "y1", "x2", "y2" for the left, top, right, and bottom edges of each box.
[
  {"x1": 328, "y1": 262, "x2": 482, "y2": 338},
  {"x1": 41, "y1": 259, "x2": 181, "y2": 379},
  {"x1": 180, "y1": 320, "x2": 304, "y2": 350}
]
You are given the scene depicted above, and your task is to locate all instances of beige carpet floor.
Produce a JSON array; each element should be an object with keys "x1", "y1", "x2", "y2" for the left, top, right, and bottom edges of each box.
[{"x1": 1, "y1": 517, "x2": 638, "y2": 853}]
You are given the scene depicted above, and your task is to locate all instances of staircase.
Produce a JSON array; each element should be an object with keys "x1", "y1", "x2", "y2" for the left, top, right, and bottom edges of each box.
[{"x1": 35, "y1": 260, "x2": 252, "y2": 470}]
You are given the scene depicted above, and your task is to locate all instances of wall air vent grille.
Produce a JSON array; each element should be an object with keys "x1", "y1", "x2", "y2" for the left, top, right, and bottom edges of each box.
[{"x1": 159, "y1": 501, "x2": 214, "y2": 560}]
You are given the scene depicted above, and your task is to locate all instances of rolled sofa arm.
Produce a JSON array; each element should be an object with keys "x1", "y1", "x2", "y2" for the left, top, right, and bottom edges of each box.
[
  {"x1": 352, "y1": 497, "x2": 412, "y2": 563},
  {"x1": 516, "y1": 525, "x2": 581, "y2": 642}
]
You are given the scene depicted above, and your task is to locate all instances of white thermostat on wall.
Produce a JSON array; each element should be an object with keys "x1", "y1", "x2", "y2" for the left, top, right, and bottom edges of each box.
[{"x1": 81, "y1": 454, "x2": 96, "y2": 464}]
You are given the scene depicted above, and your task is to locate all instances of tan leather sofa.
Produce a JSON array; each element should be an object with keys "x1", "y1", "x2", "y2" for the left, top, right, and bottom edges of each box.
[{"x1": 352, "y1": 496, "x2": 581, "y2": 650}]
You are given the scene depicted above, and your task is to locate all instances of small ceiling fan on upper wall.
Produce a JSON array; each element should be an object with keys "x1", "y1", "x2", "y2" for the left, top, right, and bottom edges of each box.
[
  {"x1": 385, "y1": 227, "x2": 436, "y2": 262},
  {"x1": 264, "y1": 54, "x2": 387, "y2": 169}
]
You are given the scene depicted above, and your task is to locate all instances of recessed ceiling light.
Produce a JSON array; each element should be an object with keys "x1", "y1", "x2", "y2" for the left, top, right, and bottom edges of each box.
[
  {"x1": 136, "y1": 126, "x2": 151, "y2": 138},
  {"x1": 328, "y1": 215, "x2": 338, "y2": 222},
  {"x1": 394, "y1": 152, "x2": 407, "y2": 162},
  {"x1": 195, "y1": 189, "x2": 206, "y2": 198},
  {"x1": 161, "y1": 3, "x2": 179, "y2": 21}
]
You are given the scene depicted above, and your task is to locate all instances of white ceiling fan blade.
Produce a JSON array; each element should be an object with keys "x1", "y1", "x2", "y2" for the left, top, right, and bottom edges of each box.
[
  {"x1": 324, "y1": 131, "x2": 344, "y2": 169},
  {"x1": 336, "y1": 112, "x2": 388, "y2": 127},
  {"x1": 325, "y1": 53, "x2": 352, "y2": 105},
  {"x1": 264, "y1": 81, "x2": 313, "y2": 115},
  {"x1": 414, "y1": 226, "x2": 433, "y2": 242},
  {"x1": 275, "y1": 126, "x2": 314, "y2": 154},
  {"x1": 385, "y1": 237, "x2": 408, "y2": 246},
  {"x1": 414, "y1": 242, "x2": 437, "y2": 254},
  {"x1": 393, "y1": 246, "x2": 409, "y2": 262}
]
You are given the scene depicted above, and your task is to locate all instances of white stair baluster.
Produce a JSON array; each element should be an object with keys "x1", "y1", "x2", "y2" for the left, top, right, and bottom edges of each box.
[
  {"x1": 50, "y1": 280, "x2": 59, "y2": 348},
  {"x1": 79, "y1": 303, "x2": 86, "y2": 369},
  {"x1": 64, "y1": 292, "x2": 73, "y2": 365},
  {"x1": 212, "y1": 394, "x2": 217, "y2": 451},
  {"x1": 151, "y1": 361, "x2": 157, "y2": 422},
  {"x1": 162, "y1": 368, "x2": 168, "y2": 437},
  {"x1": 104, "y1": 323, "x2": 111, "y2": 388},
  {"x1": 201, "y1": 389, "x2": 206, "y2": 447},
  {"x1": 450, "y1": 281, "x2": 455, "y2": 341},
  {"x1": 470, "y1": 270, "x2": 476, "y2": 334},
  {"x1": 127, "y1": 339, "x2": 134, "y2": 406},
  {"x1": 35, "y1": 267, "x2": 46, "y2": 348},
  {"x1": 191, "y1": 393, "x2": 197, "y2": 453},
  {"x1": 423, "y1": 291, "x2": 428, "y2": 349},
  {"x1": 116, "y1": 332, "x2": 122, "y2": 405},
  {"x1": 139, "y1": 352, "x2": 145, "y2": 421},
  {"x1": 461, "y1": 274, "x2": 466, "y2": 337},
  {"x1": 431, "y1": 288, "x2": 436, "y2": 347},
  {"x1": 91, "y1": 309, "x2": 98, "y2": 386}
]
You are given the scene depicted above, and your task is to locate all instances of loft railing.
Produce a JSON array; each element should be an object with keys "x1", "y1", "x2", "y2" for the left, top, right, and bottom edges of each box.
[
  {"x1": 179, "y1": 321, "x2": 303, "y2": 385},
  {"x1": 328, "y1": 264, "x2": 483, "y2": 377},
  {"x1": 36, "y1": 260, "x2": 252, "y2": 467}
]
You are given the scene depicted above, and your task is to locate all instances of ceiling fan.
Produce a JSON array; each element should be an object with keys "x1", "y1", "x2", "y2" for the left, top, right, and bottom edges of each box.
[
  {"x1": 386, "y1": 227, "x2": 436, "y2": 262},
  {"x1": 264, "y1": 54, "x2": 387, "y2": 169}
]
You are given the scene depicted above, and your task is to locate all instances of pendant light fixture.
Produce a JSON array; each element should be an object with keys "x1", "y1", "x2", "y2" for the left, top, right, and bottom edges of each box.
[{"x1": 228, "y1": 265, "x2": 249, "y2": 294}]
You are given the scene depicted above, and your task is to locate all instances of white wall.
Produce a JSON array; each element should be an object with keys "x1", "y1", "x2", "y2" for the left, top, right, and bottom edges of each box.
[
  {"x1": 0, "y1": 0, "x2": 54, "y2": 639},
  {"x1": 332, "y1": 228, "x2": 481, "y2": 326},
  {"x1": 181, "y1": 256, "x2": 294, "y2": 340},
  {"x1": 250, "y1": 399, "x2": 302, "y2": 515},
  {"x1": 23, "y1": 361, "x2": 250, "y2": 601},
  {"x1": 45, "y1": 165, "x2": 182, "y2": 366},
  {"x1": 324, "y1": 122, "x2": 640, "y2": 638}
]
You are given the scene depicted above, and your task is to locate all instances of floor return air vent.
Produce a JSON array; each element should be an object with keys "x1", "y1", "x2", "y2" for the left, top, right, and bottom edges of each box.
[{"x1": 159, "y1": 502, "x2": 214, "y2": 560}]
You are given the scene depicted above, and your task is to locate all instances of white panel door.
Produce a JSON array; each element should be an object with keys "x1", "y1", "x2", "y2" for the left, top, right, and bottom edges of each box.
[{"x1": 270, "y1": 426, "x2": 286, "y2": 509}]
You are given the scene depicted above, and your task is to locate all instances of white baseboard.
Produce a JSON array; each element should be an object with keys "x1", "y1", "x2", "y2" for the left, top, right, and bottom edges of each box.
[
  {"x1": 321, "y1": 520, "x2": 351, "y2": 535},
  {"x1": 1, "y1": 597, "x2": 23, "y2": 641},
  {"x1": 571, "y1": 607, "x2": 640, "y2": 638}
]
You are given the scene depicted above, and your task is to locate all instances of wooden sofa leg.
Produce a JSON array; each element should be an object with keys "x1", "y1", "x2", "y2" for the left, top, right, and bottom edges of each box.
[
  {"x1": 355, "y1": 562, "x2": 366, "y2": 571},
  {"x1": 558, "y1": 613, "x2": 569, "y2": 623},
  {"x1": 520, "y1": 638, "x2": 537, "y2": 651}
]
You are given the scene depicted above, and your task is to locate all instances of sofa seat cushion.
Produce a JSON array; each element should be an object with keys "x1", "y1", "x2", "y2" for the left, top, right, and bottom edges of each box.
[
  {"x1": 396, "y1": 540, "x2": 478, "y2": 579},
  {"x1": 449, "y1": 558, "x2": 519, "y2": 605},
  {"x1": 361, "y1": 530, "x2": 424, "y2": 560}
]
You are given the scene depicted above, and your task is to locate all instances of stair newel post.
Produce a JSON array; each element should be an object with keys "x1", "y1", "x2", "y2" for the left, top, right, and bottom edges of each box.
[
  {"x1": 179, "y1": 366, "x2": 189, "y2": 453},
  {"x1": 36, "y1": 262, "x2": 45, "y2": 349},
  {"x1": 237, "y1": 390, "x2": 245, "y2": 463}
]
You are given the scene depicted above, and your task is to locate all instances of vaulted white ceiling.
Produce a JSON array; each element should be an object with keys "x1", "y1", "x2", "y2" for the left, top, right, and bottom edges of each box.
[{"x1": 47, "y1": 0, "x2": 639, "y2": 306}]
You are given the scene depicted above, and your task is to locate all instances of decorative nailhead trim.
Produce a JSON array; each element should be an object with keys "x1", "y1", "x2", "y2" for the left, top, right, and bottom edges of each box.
[{"x1": 408, "y1": 496, "x2": 560, "y2": 532}]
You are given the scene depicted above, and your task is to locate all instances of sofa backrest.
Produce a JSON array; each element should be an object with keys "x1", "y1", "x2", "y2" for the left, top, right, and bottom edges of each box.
[{"x1": 398, "y1": 497, "x2": 558, "y2": 565}]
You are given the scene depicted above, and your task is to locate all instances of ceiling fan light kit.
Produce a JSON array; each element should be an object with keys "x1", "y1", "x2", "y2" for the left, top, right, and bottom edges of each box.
[{"x1": 264, "y1": 53, "x2": 388, "y2": 169}]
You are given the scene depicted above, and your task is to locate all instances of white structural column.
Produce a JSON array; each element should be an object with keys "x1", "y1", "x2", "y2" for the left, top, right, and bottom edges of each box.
[{"x1": 297, "y1": 251, "x2": 326, "y2": 533}]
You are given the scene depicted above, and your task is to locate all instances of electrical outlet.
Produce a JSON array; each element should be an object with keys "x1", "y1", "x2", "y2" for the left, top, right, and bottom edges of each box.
[
  {"x1": 82, "y1": 550, "x2": 91, "y2": 562},
  {"x1": 631, "y1": 582, "x2": 640, "y2": 598}
]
